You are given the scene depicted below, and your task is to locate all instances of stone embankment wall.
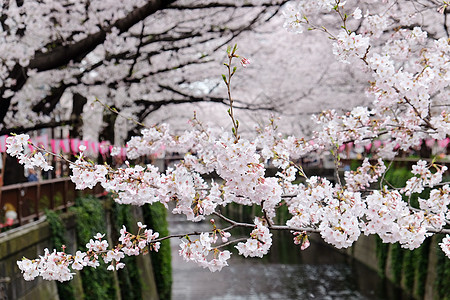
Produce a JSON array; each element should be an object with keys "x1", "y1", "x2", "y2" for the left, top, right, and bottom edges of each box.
[
  {"x1": 0, "y1": 215, "x2": 76, "y2": 299},
  {"x1": 340, "y1": 234, "x2": 447, "y2": 300}
]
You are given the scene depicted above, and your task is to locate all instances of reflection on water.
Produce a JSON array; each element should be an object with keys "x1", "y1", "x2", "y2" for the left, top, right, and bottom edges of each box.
[{"x1": 170, "y1": 214, "x2": 409, "y2": 300}]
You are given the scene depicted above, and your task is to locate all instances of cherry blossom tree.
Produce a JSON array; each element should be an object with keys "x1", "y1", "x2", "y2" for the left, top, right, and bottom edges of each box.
[
  {"x1": 4, "y1": 0, "x2": 450, "y2": 284},
  {"x1": 0, "y1": 0, "x2": 287, "y2": 139}
]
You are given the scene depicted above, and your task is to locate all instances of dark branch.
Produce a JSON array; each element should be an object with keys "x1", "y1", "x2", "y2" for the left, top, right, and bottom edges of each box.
[
  {"x1": 0, "y1": 120, "x2": 75, "y2": 136},
  {"x1": 156, "y1": 84, "x2": 276, "y2": 111},
  {"x1": 168, "y1": 1, "x2": 288, "y2": 10},
  {"x1": 29, "y1": 0, "x2": 176, "y2": 72}
]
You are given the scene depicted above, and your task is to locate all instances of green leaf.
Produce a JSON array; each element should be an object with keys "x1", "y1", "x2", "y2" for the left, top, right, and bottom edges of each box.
[{"x1": 222, "y1": 74, "x2": 227, "y2": 84}]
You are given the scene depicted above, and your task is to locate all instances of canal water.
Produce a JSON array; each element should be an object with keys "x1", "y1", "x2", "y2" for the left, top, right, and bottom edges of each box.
[{"x1": 169, "y1": 213, "x2": 410, "y2": 300}]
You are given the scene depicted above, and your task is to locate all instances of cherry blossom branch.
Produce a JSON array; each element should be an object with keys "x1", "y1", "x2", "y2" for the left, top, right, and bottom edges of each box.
[
  {"x1": 261, "y1": 200, "x2": 273, "y2": 227},
  {"x1": 222, "y1": 44, "x2": 242, "y2": 142},
  {"x1": 399, "y1": 93, "x2": 437, "y2": 130},
  {"x1": 212, "y1": 211, "x2": 255, "y2": 229},
  {"x1": 212, "y1": 211, "x2": 320, "y2": 233},
  {"x1": 379, "y1": 159, "x2": 396, "y2": 190},
  {"x1": 333, "y1": 0, "x2": 349, "y2": 33},
  {"x1": 215, "y1": 237, "x2": 249, "y2": 249},
  {"x1": 269, "y1": 225, "x2": 320, "y2": 233},
  {"x1": 427, "y1": 228, "x2": 450, "y2": 234},
  {"x1": 94, "y1": 98, "x2": 147, "y2": 128},
  {"x1": 0, "y1": 119, "x2": 75, "y2": 136}
]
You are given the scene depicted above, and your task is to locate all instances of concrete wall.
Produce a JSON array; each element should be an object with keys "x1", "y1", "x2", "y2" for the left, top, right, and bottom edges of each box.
[
  {"x1": 343, "y1": 234, "x2": 379, "y2": 271},
  {"x1": 0, "y1": 215, "x2": 74, "y2": 300},
  {"x1": 339, "y1": 234, "x2": 441, "y2": 300}
]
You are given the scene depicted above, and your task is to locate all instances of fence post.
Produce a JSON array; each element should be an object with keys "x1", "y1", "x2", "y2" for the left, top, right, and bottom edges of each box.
[
  {"x1": 17, "y1": 188, "x2": 22, "y2": 226},
  {"x1": 35, "y1": 182, "x2": 40, "y2": 220},
  {"x1": 50, "y1": 180, "x2": 55, "y2": 210},
  {"x1": 63, "y1": 179, "x2": 68, "y2": 211}
]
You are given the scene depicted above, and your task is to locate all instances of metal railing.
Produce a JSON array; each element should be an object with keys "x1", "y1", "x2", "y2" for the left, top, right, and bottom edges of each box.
[{"x1": 0, "y1": 178, "x2": 103, "y2": 226}]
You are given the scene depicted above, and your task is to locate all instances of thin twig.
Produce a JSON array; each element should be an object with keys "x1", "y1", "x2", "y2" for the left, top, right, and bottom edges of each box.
[{"x1": 215, "y1": 237, "x2": 248, "y2": 249}]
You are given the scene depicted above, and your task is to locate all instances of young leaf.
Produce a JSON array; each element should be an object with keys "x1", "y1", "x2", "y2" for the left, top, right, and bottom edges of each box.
[{"x1": 222, "y1": 74, "x2": 227, "y2": 84}]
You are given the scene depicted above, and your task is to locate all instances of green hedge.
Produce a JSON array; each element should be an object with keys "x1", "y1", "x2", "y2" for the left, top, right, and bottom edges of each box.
[
  {"x1": 375, "y1": 236, "x2": 389, "y2": 278},
  {"x1": 45, "y1": 209, "x2": 76, "y2": 300},
  {"x1": 70, "y1": 196, "x2": 117, "y2": 300},
  {"x1": 111, "y1": 201, "x2": 142, "y2": 300},
  {"x1": 414, "y1": 239, "x2": 430, "y2": 298},
  {"x1": 435, "y1": 234, "x2": 450, "y2": 300},
  {"x1": 143, "y1": 203, "x2": 172, "y2": 300}
]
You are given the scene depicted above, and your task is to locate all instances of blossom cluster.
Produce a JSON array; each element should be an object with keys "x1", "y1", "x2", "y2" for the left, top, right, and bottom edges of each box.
[
  {"x1": 363, "y1": 161, "x2": 448, "y2": 250},
  {"x1": 318, "y1": 190, "x2": 365, "y2": 249},
  {"x1": 402, "y1": 160, "x2": 448, "y2": 195},
  {"x1": 235, "y1": 218, "x2": 273, "y2": 257},
  {"x1": 286, "y1": 176, "x2": 365, "y2": 249},
  {"x1": 332, "y1": 31, "x2": 370, "y2": 63},
  {"x1": 364, "y1": 190, "x2": 428, "y2": 249},
  {"x1": 282, "y1": 3, "x2": 305, "y2": 34},
  {"x1": 293, "y1": 231, "x2": 310, "y2": 250},
  {"x1": 119, "y1": 222, "x2": 161, "y2": 256},
  {"x1": 440, "y1": 235, "x2": 450, "y2": 259},
  {"x1": 6, "y1": 134, "x2": 53, "y2": 171},
  {"x1": 344, "y1": 158, "x2": 386, "y2": 191},
  {"x1": 17, "y1": 223, "x2": 160, "y2": 282},
  {"x1": 179, "y1": 232, "x2": 232, "y2": 272}
]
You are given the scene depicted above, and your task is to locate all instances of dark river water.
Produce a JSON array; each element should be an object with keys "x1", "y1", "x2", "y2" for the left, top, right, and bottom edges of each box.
[{"x1": 169, "y1": 214, "x2": 409, "y2": 300}]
